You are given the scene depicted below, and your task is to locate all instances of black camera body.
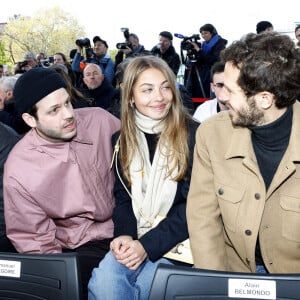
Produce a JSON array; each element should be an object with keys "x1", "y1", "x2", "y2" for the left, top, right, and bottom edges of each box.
[
  {"x1": 75, "y1": 37, "x2": 93, "y2": 60},
  {"x1": 179, "y1": 34, "x2": 201, "y2": 63},
  {"x1": 116, "y1": 41, "x2": 131, "y2": 50},
  {"x1": 40, "y1": 56, "x2": 54, "y2": 65},
  {"x1": 116, "y1": 27, "x2": 132, "y2": 50},
  {"x1": 181, "y1": 34, "x2": 201, "y2": 51},
  {"x1": 18, "y1": 60, "x2": 28, "y2": 68},
  {"x1": 76, "y1": 38, "x2": 91, "y2": 48},
  {"x1": 85, "y1": 48, "x2": 94, "y2": 61}
]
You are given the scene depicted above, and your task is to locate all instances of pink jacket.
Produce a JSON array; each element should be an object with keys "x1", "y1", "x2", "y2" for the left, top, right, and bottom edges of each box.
[{"x1": 4, "y1": 107, "x2": 120, "y2": 253}]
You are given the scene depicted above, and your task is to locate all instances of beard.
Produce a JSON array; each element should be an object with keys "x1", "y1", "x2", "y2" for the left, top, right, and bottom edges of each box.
[
  {"x1": 35, "y1": 118, "x2": 77, "y2": 142},
  {"x1": 230, "y1": 96, "x2": 265, "y2": 127}
]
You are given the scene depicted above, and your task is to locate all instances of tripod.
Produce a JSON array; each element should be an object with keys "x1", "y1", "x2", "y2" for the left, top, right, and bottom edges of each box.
[{"x1": 183, "y1": 56, "x2": 207, "y2": 98}]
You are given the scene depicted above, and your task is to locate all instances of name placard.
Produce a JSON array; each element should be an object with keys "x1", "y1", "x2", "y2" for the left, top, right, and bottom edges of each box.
[
  {"x1": 228, "y1": 278, "x2": 276, "y2": 299},
  {"x1": 0, "y1": 260, "x2": 21, "y2": 278}
]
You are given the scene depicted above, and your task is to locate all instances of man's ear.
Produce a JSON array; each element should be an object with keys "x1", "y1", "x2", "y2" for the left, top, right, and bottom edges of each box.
[
  {"x1": 6, "y1": 90, "x2": 13, "y2": 99},
  {"x1": 22, "y1": 113, "x2": 37, "y2": 128},
  {"x1": 257, "y1": 91, "x2": 274, "y2": 110}
]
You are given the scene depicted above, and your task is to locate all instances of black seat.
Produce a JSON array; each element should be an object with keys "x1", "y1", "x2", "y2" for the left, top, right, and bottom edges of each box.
[
  {"x1": 0, "y1": 252, "x2": 82, "y2": 300},
  {"x1": 149, "y1": 263, "x2": 300, "y2": 300}
]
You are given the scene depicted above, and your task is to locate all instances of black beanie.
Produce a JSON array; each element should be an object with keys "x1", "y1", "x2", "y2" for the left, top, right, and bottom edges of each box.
[
  {"x1": 14, "y1": 68, "x2": 67, "y2": 114},
  {"x1": 256, "y1": 21, "x2": 273, "y2": 34},
  {"x1": 159, "y1": 31, "x2": 173, "y2": 40}
]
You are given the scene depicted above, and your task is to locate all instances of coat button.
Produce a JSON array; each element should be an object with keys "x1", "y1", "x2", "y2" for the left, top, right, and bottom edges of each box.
[
  {"x1": 218, "y1": 188, "x2": 224, "y2": 195},
  {"x1": 246, "y1": 258, "x2": 250, "y2": 264},
  {"x1": 254, "y1": 193, "x2": 260, "y2": 200},
  {"x1": 245, "y1": 229, "x2": 252, "y2": 236}
]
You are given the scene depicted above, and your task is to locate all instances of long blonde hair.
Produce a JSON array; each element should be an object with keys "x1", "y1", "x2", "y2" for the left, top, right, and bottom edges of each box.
[{"x1": 119, "y1": 56, "x2": 190, "y2": 184}]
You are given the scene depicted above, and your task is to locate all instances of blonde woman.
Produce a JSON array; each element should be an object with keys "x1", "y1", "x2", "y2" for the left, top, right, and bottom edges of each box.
[{"x1": 88, "y1": 56, "x2": 199, "y2": 300}]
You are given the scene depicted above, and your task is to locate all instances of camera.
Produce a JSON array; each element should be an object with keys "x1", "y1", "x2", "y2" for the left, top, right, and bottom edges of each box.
[
  {"x1": 75, "y1": 37, "x2": 93, "y2": 60},
  {"x1": 85, "y1": 48, "x2": 94, "y2": 60},
  {"x1": 116, "y1": 27, "x2": 132, "y2": 50},
  {"x1": 175, "y1": 33, "x2": 201, "y2": 63},
  {"x1": 76, "y1": 38, "x2": 91, "y2": 48},
  {"x1": 116, "y1": 41, "x2": 131, "y2": 50},
  {"x1": 121, "y1": 27, "x2": 130, "y2": 39},
  {"x1": 18, "y1": 60, "x2": 28, "y2": 68},
  {"x1": 180, "y1": 34, "x2": 201, "y2": 51},
  {"x1": 40, "y1": 56, "x2": 54, "y2": 66}
]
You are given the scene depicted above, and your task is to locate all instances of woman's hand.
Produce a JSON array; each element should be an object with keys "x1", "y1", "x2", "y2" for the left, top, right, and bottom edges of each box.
[
  {"x1": 110, "y1": 235, "x2": 132, "y2": 255},
  {"x1": 111, "y1": 237, "x2": 147, "y2": 270}
]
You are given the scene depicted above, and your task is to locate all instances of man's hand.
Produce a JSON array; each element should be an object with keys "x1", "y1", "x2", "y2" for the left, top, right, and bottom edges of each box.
[{"x1": 120, "y1": 47, "x2": 132, "y2": 55}]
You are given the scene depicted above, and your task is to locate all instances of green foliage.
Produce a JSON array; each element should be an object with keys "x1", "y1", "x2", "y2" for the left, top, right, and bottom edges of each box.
[
  {"x1": 0, "y1": 6, "x2": 85, "y2": 68},
  {"x1": 109, "y1": 49, "x2": 119, "y2": 62},
  {"x1": 0, "y1": 42, "x2": 12, "y2": 64}
]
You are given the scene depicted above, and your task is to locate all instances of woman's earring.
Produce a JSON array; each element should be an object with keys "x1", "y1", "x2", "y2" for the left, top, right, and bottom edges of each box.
[{"x1": 130, "y1": 100, "x2": 134, "y2": 108}]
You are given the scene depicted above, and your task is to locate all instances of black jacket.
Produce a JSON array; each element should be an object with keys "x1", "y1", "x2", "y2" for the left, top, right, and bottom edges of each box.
[
  {"x1": 0, "y1": 122, "x2": 19, "y2": 251},
  {"x1": 151, "y1": 45, "x2": 181, "y2": 76},
  {"x1": 79, "y1": 78, "x2": 116, "y2": 110},
  {"x1": 111, "y1": 118, "x2": 199, "y2": 261},
  {"x1": 0, "y1": 101, "x2": 30, "y2": 135}
]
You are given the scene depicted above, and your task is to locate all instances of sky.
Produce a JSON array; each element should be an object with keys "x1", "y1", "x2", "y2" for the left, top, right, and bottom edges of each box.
[{"x1": 0, "y1": 0, "x2": 299, "y2": 54}]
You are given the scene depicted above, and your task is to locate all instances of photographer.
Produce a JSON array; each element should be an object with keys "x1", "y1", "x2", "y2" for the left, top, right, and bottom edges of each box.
[
  {"x1": 115, "y1": 31, "x2": 150, "y2": 71},
  {"x1": 184, "y1": 24, "x2": 227, "y2": 98},
  {"x1": 36, "y1": 52, "x2": 45, "y2": 67},
  {"x1": 151, "y1": 31, "x2": 181, "y2": 76},
  {"x1": 71, "y1": 36, "x2": 115, "y2": 86},
  {"x1": 14, "y1": 52, "x2": 39, "y2": 74}
]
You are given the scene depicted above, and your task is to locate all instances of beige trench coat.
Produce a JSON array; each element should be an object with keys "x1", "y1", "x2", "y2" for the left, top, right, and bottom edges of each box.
[{"x1": 187, "y1": 102, "x2": 300, "y2": 273}]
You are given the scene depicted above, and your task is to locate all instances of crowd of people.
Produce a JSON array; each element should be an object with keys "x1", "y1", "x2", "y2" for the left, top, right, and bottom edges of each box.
[{"x1": 0, "y1": 21, "x2": 300, "y2": 300}]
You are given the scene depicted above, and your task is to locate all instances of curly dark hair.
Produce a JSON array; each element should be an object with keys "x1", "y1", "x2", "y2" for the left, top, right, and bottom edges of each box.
[{"x1": 220, "y1": 32, "x2": 300, "y2": 108}]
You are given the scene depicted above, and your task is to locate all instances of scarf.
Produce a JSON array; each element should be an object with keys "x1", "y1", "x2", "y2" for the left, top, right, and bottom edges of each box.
[
  {"x1": 202, "y1": 34, "x2": 220, "y2": 53},
  {"x1": 130, "y1": 110, "x2": 178, "y2": 236}
]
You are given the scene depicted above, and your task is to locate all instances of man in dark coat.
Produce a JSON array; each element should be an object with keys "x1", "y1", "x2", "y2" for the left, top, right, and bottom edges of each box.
[
  {"x1": 0, "y1": 122, "x2": 19, "y2": 252},
  {"x1": 114, "y1": 33, "x2": 151, "y2": 71},
  {"x1": 80, "y1": 63, "x2": 116, "y2": 111},
  {"x1": 151, "y1": 31, "x2": 181, "y2": 76}
]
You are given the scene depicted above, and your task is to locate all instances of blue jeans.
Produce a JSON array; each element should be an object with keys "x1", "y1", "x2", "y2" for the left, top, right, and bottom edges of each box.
[
  {"x1": 256, "y1": 265, "x2": 267, "y2": 273},
  {"x1": 88, "y1": 251, "x2": 173, "y2": 300}
]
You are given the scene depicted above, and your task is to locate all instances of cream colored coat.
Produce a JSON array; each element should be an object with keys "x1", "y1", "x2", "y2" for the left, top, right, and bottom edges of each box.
[{"x1": 187, "y1": 102, "x2": 300, "y2": 273}]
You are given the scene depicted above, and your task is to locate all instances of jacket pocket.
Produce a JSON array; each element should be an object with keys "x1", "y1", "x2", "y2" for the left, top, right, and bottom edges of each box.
[
  {"x1": 215, "y1": 182, "x2": 244, "y2": 233},
  {"x1": 280, "y1": 195, "x2": 300, "y2": 242}
]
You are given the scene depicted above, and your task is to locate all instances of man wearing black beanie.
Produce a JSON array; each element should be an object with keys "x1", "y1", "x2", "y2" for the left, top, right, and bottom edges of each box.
[
  {"x1": 256, "y1": 21, "x2": 273, "y2": 34},
  {"x1": 3, "y1": 67, "x2": 120, "y2": 299},
  {"x1": 14, "y1": 67, "x2": 67, "y2": 115},
  {"x1": 151, "y1": 30, "x2": 181, "y2": 76}
]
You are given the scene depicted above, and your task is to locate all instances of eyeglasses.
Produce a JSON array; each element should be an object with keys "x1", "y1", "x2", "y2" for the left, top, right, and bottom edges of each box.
[{"x1": 212, "y1": 82, "x2": 224, "y2": 88}]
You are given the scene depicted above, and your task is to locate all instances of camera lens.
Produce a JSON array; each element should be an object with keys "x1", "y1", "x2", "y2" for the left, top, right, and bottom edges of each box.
[{"x1": 76, "y1": 38, "x2": 91, "y2": 48}]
